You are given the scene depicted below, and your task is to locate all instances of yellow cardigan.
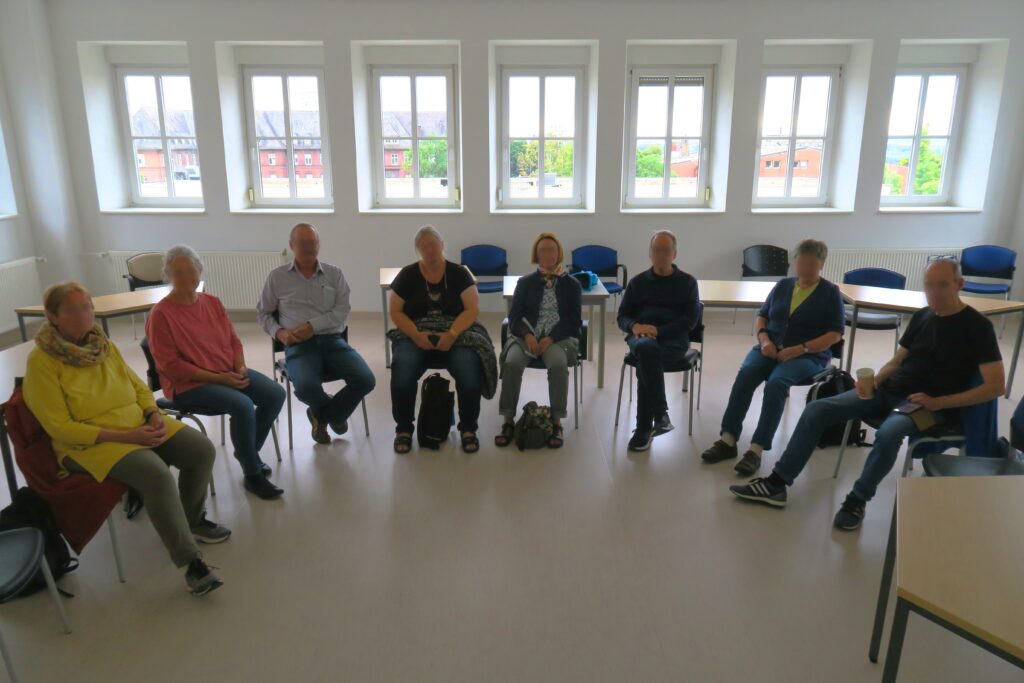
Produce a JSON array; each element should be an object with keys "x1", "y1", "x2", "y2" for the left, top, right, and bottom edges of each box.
[{"x1": 22, "y1": 341, "x2": 185, "y2": 482}]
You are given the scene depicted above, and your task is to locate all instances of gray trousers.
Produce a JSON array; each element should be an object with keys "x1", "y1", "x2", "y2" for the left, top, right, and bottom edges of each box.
[
  {"x1": 499, "y1": 343, "x2": 573, "y2": 419},
  {"x1": 67, "y1": 426, "x2": 214, "y2": 567}
]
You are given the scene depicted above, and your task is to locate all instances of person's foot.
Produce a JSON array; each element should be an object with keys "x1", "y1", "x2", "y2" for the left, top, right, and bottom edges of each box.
[
  {"x1": 185, "y1": 555, "x2": 223, "y2": 596},
  {"x1": 701, "y1": 439, "x2": 738, "y2": 463},
  {"x1": 260, "y1": 461, "x2": 272, "y2": 477},
  {"x1": 628, "y1": 427, "x2": 654, "y2": 452},
  {"x1": 307, "y1": 408, "x2": 331, "y2": 444},
  {"x1": 191, "y1": 517, "x2": 232, "y2": 544},
  {"x1": 244, "y1": 475, "x2": 283, "y2": 500},
  {"x1": 394, "y1": 433, "x2": 413, "y2": 454},
  {"x1": 653, "y1": 412, "x2": 675, "y2": 436},
  {"x1": 734, "y1": 450, "x2": 762, "y2": 476},
  {"x1": 329, "y1": 420, "x2": 349, "y2": 436},
  {"x1": 729, "y1": 476, "x2": 788, "y2": 508},
  {"x1": 833, "y1": 492, "x2": 866, "y2": 531},
  {"x1": 495, "y1": 422, "x2": 515, "y2": 447}
]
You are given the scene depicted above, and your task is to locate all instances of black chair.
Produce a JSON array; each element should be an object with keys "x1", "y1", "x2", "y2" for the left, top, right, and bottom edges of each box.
[
  {"x1": 461, "y1": 245, "x2": 508, "y2": 295},
  {"x1": 122, "y1": 252, "x2": 164, "y2": 339},
  {"x1": 614, "y1": 303, "x2": 704, "y2": 436},
  {"x1": 843, "y1": 267, "x2": 906, "y2": 354},
  {"x1": 271, "y1": 327, "x2": 370, "y2": 450},
  {"x1": 499, "y1": 320, "x2": 588, "y2": 430},
  {"x1": 736, "y1": 245, "x2": 789, "y2": 327}
]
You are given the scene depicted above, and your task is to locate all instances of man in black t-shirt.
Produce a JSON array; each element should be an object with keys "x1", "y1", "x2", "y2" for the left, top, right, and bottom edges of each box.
[{"x1": 729, "y1": 259, "x2": 1005, "y2": 530}]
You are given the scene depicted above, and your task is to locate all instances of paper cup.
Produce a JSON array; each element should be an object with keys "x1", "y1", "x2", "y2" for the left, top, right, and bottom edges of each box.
[{"x1": 856, "y1": 368, "x2": 875, "y2": 399}]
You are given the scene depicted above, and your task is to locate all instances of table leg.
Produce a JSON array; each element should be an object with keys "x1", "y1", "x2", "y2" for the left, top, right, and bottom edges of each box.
[
  {"x1": 598, "y1": 301, "x2": 606, "y2": 389},
  {"x1": 101, "y1": 318, "x2": 110, "y2": 337},
  {"x1": 382, "y1": 288, "x2": 391, "y2": 368},
  {"x1": 1005, "y1": 312, "x2": 1023, "y2": 399},
  {"x1": 17, "y1": 314, "x2": 27, "y2": 342},
  {"x1": 870, "y1": 500, "x2": 898, "y2": 662},
  {"x1": 845, "y1": 303, "x2": 859, "y2": 372},
  {"x1": 881, "y1": 598, "x2": 910, "y2": 683}
]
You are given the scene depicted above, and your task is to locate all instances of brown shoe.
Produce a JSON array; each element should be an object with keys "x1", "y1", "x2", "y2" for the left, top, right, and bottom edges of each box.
[
  {"x1": 701, "y1": 439, "x2": 738, "y2": 463},
  {"x1": 734, "y1": 450, "x2": 762, "y2": 476},
  {"x1": 307, "y1": 408, "x2": 331, "y2": 444},
  {"x1": 330, "y1": 420, "x2": 349, "y2": 436}
]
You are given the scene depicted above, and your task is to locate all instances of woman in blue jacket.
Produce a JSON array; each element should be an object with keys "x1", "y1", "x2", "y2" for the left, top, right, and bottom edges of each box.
[
  {"x1": 496, "y1": 232, "x2": 582, "y2": 448},
  {"x1": 702, "y1": 239, "x2": 844, "y2": 475}
]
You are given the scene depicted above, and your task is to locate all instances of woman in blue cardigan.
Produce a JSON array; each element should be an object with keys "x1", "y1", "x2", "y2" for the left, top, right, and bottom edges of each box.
[
  {"x1": 496, "y1": 232, "x2": 582, "y2": 448},
  {"x1": 702, "y1": 239, "x2": 844, "y2": 475}
]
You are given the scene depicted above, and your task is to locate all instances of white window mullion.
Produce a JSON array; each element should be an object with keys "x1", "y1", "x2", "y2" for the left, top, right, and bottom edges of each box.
[
  {"x1": 537, "y1": 75, "x2": 546, "y2": 200},
  {"x1": 663, "y1": 79, "x2": 675, "y2": 199},
  {"x1": 410, "y1": 76, "x2": 420, "y2": 199}
]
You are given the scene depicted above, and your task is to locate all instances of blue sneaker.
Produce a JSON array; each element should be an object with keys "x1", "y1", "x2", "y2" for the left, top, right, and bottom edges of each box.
[
  {"x1": 729, "y1": 477, "x2": 787, "y2": 508},
  {"x1": 833, "y1": 492, "x2": 866, "y2": 531}
]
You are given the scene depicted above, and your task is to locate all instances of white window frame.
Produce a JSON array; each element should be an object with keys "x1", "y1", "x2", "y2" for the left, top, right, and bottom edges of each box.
[
  {"x1": 242, "y1": 66, "x2": 333, "y2": 208},
  {"x1": 751, "y1": 67, "x2": 842, "y2": 207},
  {"x1": 497, "y1": 66, "x2": 586, "y2": 209},
  {"x1": 880, "y1": 67, "x2": 967, "y2": 207},
  {"x1": 623, "y1": 66, "x2": 714, "y2": 208},
  {"x1": 115, "y1": 67, "x2": 202, "y2": 207},
  {"x1": 370, "y1": 66, "x2": 460, "y2": 209}
]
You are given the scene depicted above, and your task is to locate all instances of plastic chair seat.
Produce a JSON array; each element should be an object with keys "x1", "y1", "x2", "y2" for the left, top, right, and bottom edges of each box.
[
  {"x1": 846, "y1": 311, "x2": 901, "y2": 330},
  {"x1": 0, "y1": 528, "x2": 43, "y2": 602},
  {"x1": 922, "y1": 452, "x2": 1024, "y2": 477},
  {"x1": 476, "y1": 281, "x2": 504, "y2": 294},
  {"x1": 622, "y1": 347, "x2": 700, "y2": 373},
  {"x1": 961, "y1": 281, "x2": 1011, "y2": 295}
]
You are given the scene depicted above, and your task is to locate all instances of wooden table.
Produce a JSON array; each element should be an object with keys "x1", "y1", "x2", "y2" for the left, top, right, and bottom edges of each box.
[
  {"x1": 14, "y1": 283, "x2": 204, "y2": 342},
  {"x1": 502, "y1": 276, "x2": 611, "y2": 389},
  {"x1": 696, "y1": 279, "x2": 777, "y2": 309},
  {"x1": 871, "y1": 476, "x2": 1024, "y2": 681},
  {"x1": 838, "y1": 284, "x2": 1024, "y2": 398}
]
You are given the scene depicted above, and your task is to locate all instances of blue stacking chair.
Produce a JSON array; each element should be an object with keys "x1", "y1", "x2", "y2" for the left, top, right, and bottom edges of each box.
[
  {"x1": 460, "y1": 245, "x2": 507, "y2": 295},
  {"x1": 843, "y1": 267, "x2": 907, "y2": 354},
  {"x1": 961, "y1": 245, "x2": 1017, "y2": 336},
  {"x1": 570, "y1": 245, "x2": 627, "y2": 298}
]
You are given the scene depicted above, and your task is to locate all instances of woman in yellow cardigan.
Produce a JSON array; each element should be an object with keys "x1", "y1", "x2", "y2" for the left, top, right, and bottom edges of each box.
[{"x1": 23, "y1": 281, "x2": 230, "y2": 596}]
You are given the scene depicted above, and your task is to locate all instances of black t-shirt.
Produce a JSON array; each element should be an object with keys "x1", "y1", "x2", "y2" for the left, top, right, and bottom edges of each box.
[
  {"x1": 881, "y1": 305, "x2": 1002, "y2": 398},
  {"x1": 391, "y1": 260, "x2": 475, "y2": 320}
]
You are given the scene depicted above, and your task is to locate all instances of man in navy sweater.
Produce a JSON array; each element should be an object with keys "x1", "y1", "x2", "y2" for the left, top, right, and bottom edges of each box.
[{"x1": 617, "y1": 230, "x2": 700, "y2": 451}]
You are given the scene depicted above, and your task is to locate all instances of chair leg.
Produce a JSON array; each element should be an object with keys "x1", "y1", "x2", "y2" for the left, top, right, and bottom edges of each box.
[
  {"x1": 688, "y1": 368, "x2": 695, "y2": 436},
  {"x1": 573, "y1": 364, "x2": 579, "y2": 430},
  {"x1": 628, "y1": 366, "x2": 633, "y2": 403},
  {"x1": 1000, "y1": 292, "x2": 1009, "y2": 338},
  {"x1": 901, "y1": 449, "x2": 913, "y2": 477},
  {"x1": 107, "y1": 516, "x2": 126, "y2": 583},
  {"x1": 614, "y1": 361, "x2": 627, "y2": 427},
  {"x1": 286, "y1": 378, "x2": 294, "y2": 450},
  {"x1": 682, "y1": 371, "x2": 689, "y2": 393},
  {"x1": 361, "y1": 399, "x2": 370, "y2": 437},
  {"x1": 39, "y1": 555, "x2": 71, "y2": 634},
  {"x1": 220, "y1": 415, "x2": 226, "y2": 446},
  {"x1": 0, "y1": 626, "x2": 18, "y2": 683},
  {"x1": 270, "y1": 424, "x2": 282, "y2": 462},
  {"x1": 833, "y1": 420, "x2": 856, "y2": 478},
  {"x1": 696, "y1": 358, "x2": 704, "y2": 411}
]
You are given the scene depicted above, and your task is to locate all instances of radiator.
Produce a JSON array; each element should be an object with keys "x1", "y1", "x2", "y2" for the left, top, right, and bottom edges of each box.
[
  {"x1": 0, "y1": 257, "x2": 43, "y2": 334},
  {"x1": 103, "y1": 250, "x2": 288, "y2": 310},
  {"x1": 822, "y1": 248, "x2": 961, "y2": 288}
]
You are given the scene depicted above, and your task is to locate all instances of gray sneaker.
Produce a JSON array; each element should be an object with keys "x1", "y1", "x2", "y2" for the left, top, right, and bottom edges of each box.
[
  {"x1": 191, "y1": 517, "x2": 231, "y2": 544},
  {"x1": 185, "y1": 555, "x2": 223, "y2": 596}
]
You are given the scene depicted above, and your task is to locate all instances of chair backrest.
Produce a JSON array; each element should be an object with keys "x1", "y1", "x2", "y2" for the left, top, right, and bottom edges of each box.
[
  {"x1": 138, "y1": 337, "x2": 162, "y2": 393},
  {"x1": 960, "y1": 245, "x2": 1017, "y2": 280},
  {"x1": 843, "y1": 267, "x2": 907, "y2": 290},
  {"x1": 460, "y1": 245, "x2": 508, "y2": 277},
  {"x1": 125, "y1": 252, "x2": 165, "y2": 289},
  {"x1": 571, "y1": 245, "x2": 618, "y2": 278},
  {"x1": 742, "y1": 245, "x2": 789, "y2": 278}
]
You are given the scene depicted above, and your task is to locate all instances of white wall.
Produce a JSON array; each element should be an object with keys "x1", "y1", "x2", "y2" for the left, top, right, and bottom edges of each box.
[{"x1": 4, "y1": 0, "x2": 1023, "y2": 310}]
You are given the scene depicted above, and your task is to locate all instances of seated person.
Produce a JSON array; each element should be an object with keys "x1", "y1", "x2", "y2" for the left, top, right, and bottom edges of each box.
[
  {"x1": 702, "y1": 239, "x2": 844, "y2": 474},
  {"x1": 257, "y1": 223, "x2": 376, "y2": 445},
  {"x1": 616, "y1": 230, "x2": 700, "y2": 452},
  {"x1": 496, "y1": 232, "x2": 582, "y2": 449},
  {"x1": 148, "y1": 245, "x2": 286, "y2": 500},
  {"x1": 730, "y1": 259, "x2": 1005, "y2": 530},
  {"x1": 388, "y1": 225, "x2": 496, "y2": 454},
  {"x1": 23, "y1": 282, "x2": 230, "y2": 597}
]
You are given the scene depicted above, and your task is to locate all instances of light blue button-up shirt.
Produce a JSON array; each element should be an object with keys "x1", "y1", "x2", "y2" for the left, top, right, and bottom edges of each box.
[{"x1": 257, "y1": 260, "x2": 352, "y2": 337}]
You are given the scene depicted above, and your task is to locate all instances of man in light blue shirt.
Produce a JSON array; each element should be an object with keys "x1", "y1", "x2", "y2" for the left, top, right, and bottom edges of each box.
[{"x1": 258, "y1": 223, "x2": 375, "y2": 444}]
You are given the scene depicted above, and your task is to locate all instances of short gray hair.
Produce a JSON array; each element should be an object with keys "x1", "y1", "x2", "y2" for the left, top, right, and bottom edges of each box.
[
  {"x1": 163, "y1": 244, "x2": 203, "y2": 277},
  {"x1": 650, "y1": 229, "x2": 677, "y2": 249},
  {"x1": 927, "y1": 257, "x2": 963, "y2": 279},
  {"x1": 414, "y1": 224, "x2": 444, "y2": 251},
  {"x1": 794, "y1": 239, "x2": 828, "y2": 263}
]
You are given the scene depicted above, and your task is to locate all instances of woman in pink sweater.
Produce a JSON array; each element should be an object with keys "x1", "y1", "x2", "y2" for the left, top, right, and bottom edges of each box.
[{"x1": 146, "y1": 245, "x2": 286, "y2": 500}]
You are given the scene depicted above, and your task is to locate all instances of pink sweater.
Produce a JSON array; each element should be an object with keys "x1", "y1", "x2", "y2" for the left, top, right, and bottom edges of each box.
[{"x1": 146, "y1": 293, "x2": 244, "y2": 398}]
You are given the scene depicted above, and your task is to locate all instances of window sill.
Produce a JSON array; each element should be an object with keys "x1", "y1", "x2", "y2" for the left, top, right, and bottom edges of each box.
[
  {"x1": 229, "y1": 207, "x2": 335, "y2": 215},
  {"x1": 490, "y1": 207, "x2": 594, "y2": 215},
  {"x1": 877, "y1": 206, "x2": 982, "y2": 214},
  {"x1": 0, "y1": 213, "x2": 18, "y2": 222},
  {"x1": 750, "y1": 207, "x2": 853, "y2": 215},
  {"x1": 360, "y1": 207, "x2": 463, "y2": 214},
  {"x1": 101, "y1": 207, "x2": 206, "y2": 215},
  {"x1": 620, "y1": 207, "x2": 725, "y2": 214}
]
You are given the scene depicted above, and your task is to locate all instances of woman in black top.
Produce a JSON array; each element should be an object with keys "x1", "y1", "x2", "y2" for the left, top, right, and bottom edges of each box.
[{"x1": 388, "y1": 225, "x2": 486, "y2": 453}]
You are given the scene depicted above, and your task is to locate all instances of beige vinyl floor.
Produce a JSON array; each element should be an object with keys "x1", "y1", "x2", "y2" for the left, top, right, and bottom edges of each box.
[{"x1": 1, "y1": 309, "x2": 1021, "y2": 682}]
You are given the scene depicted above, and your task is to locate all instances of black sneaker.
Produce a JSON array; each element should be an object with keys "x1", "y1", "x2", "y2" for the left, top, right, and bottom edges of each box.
[
  {"x1": 307, "y1": 408, "x2": 331, "y2": 444},
  {"x1": 329, "y1": 419, "x2": 349, "y2": 436},
  {"x1": 653, "y1": 413, "x2": 675, "y2": 436},
  {"x1": 185, "y1": 556, "x2": 223, "y2": 596},
  {"x1": 244, "y1": 475, "x2": 283, "y2": 500},
  {"x1": 729, "y1": 477, "x2": 788, "y2": 508},
  {"x1": 833, "y1": 492, "x2": 866, "y2": 531},
  {"x1": 190, "y1": 517, "x2": 232, "y2": 544},
  {"x1": 628, "y1": 427, "x2": 654, "y2": 452},
  {"x1": 734, "y1": 450, "x2": 762, "y2": 476},
  {"x1": 701, "y1": 439, "x2": 738, "y2": 463}
]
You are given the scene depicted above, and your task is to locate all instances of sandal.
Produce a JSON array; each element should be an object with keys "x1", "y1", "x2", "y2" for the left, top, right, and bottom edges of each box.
[
  {"x1": 393, "y1": 433, "x2": 413, "y2": 454},
  {"x1": 495, "y1": 422, "x2": 515, "y2": 447},
  {"x1": 547, "y1": 424, "x2": 564, "y2": 449},
  {"x1": 461, "y1": 431, "x2": 480, "y2": 453}
]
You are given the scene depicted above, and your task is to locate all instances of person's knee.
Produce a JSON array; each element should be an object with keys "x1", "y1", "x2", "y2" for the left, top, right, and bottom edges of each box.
[
  {"x1": 764, "y1": 376, "x2": 792, "y2": 398},
  {"x1": 633, "y1": 337, "x2": 659, "y2": 358},
  {"x1": 351, "y1": 364, "x2": 376, "y2": 395},
  {"x1": 875, "y1": 417, "x2": 912, "y2": 447},
  {"x1": 187, "y1": 430, "x2": 217, "y2": 471}
]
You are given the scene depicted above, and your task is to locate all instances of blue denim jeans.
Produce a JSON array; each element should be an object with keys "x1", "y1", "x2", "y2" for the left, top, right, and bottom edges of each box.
[
  {"x1": 284, "y1": 334, "x2": 376, "y2": 429},
  {"x1": 172, "y1": 369, "x2": 285, "y2": 477},
  {"x1": 625, "y1": 335, "x2": 690, "y2": 430},
  {"x1": 772, "y1": 388, "x2": 946, "y2": 501},
  {"x1": 390, "y1": 338, "x2": 484, "y2": 434},
  {"x1": 720, "y1": 346, "x2": 827, "y2": 450}
]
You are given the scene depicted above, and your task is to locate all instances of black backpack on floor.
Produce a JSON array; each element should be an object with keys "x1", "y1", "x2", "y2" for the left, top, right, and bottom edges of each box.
[
  {"x1": 0, "y1": 487, "x2": 78, "y2": 597},
  {"x1": 417, "y1": 373, "x2": 455, "y2": 450},
  {"x1": 805, "y1": 368, "x2": 865, "y2": 448}
]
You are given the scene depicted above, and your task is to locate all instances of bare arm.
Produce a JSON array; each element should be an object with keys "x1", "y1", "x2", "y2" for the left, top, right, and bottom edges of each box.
[{"x1": 450, "y1": 286, "x2": 480, "y2": 338}]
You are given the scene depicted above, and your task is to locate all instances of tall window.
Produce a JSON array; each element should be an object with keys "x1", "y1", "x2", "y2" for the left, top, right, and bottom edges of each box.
[
  {"x1": 372, "y1": 68, "x2": 459, "y2": 207},
  {"x1": 753, "y1": 69, "x2": 840, "y2": 205},
  {"x1": 624, "y1": 68, "x2": 713, "y2": 207},
  {"x1": 499, "y1": 68, "x2": 584, "y2": 208},
  {"x1": 118, "y1": 69, "x2": 202, "y2": 205},
  {"x1": 243, "y1": 68, "x2": 331, "y2": 206},
  {"x1": 881, "y1": 70, "x2": 964, "y2": 205}
]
